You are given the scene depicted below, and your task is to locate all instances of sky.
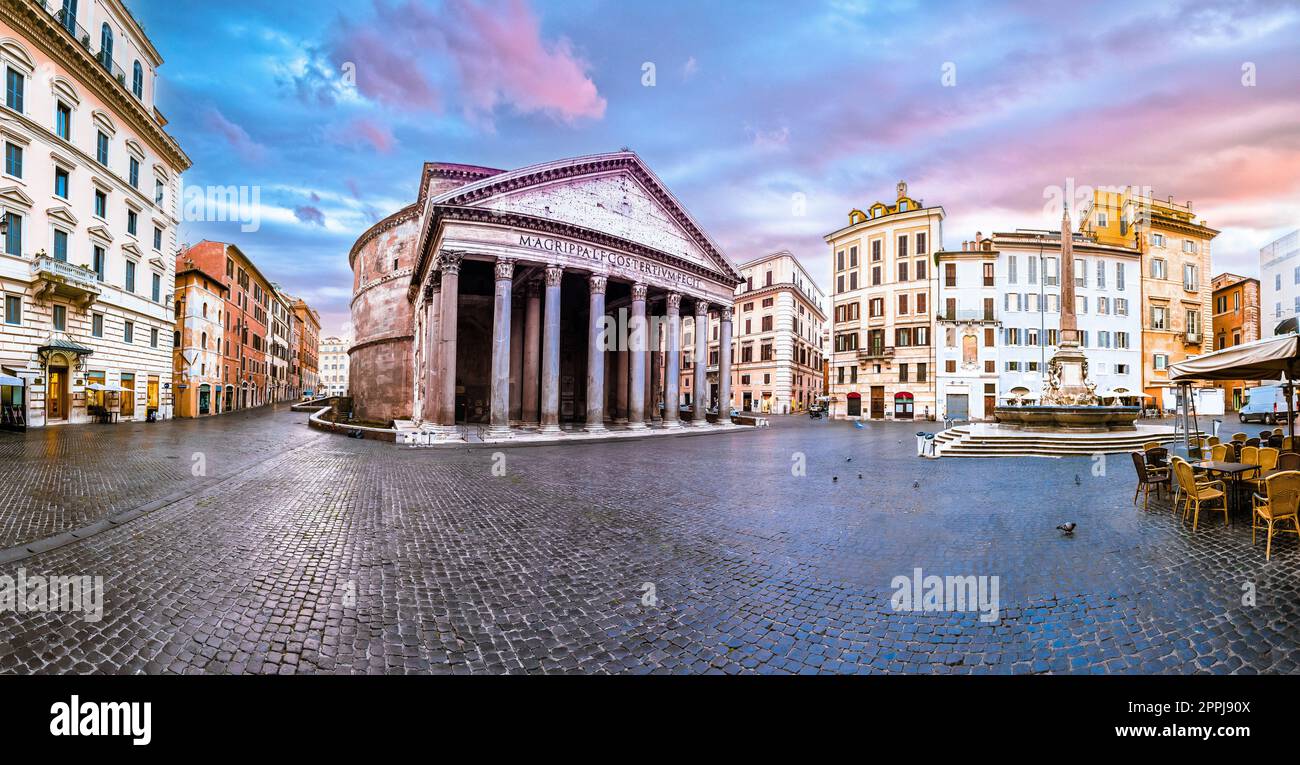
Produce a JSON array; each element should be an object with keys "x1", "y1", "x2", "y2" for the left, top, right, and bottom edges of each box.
[{"x1": 134, "y1": 0, "x2": 1300, "y2": 336}]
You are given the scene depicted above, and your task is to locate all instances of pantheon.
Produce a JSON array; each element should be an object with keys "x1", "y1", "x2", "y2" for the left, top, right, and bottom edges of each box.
[{"x1": 347, "y1": 151, "x2": 746, "y2": 441}]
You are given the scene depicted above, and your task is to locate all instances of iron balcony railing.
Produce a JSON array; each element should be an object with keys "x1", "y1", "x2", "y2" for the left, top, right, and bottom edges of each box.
[{"x1": 46, "y1": 6, "x2": 132, "y2": 95}]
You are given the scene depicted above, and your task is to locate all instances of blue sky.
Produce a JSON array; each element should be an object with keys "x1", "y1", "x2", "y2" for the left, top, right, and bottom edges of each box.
[{"x1": 135, "y1": 0, "x2": 1300, "y2": 335}]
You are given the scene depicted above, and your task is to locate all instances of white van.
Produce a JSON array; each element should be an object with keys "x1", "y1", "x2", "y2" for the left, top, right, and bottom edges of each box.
[{"x1": 1239, "y1": 384, "x2": 1299, "y2": 424}]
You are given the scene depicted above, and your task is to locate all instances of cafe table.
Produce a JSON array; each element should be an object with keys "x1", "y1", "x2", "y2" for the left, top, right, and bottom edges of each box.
[{"x1": 1190, "y1": 460, "x2": 1261, "y2": 516}]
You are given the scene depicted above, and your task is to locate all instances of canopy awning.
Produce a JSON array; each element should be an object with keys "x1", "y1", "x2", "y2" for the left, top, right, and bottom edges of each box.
[
  {"x1": 1168, "y1": 333, "x2": 1299, "y2": 381},
  {"x1": 86, "y1": 383, "x2": 123, "y2": 392},
  {"x1": 0, "y1": 374, "x2": 23, "y2": 387}
]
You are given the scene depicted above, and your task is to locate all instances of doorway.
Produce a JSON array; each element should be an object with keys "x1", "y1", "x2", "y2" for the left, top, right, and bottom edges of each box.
[
  {"x1": 946, "y1": 393, "x2": 968, "y2": 421},
  {"x1": 846, "y1": 391, "x2": 861, "y2": 417},
  {"x1": 120, "y1": 373, "x2": 135, "y2": 419},
  {"x1": 870, "y1": 386, "x2": 885, "y2": 419},
  {"x1": 47, "y1": 365, "x2": 68, "y2": 420},
  {"x1": 199, "y1": 384, "x2": 211, "y2": 415}
]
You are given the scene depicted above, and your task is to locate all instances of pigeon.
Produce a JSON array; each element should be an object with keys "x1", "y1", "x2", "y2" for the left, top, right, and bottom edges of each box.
[
  {"x1": 913, "y1": 480, "x2": 920, "y2": 489},
  {"x1": 846, "y1": 457, "x2": 852, "y2": 462},
  {"x1": 1056, "y1": 522, "x2": 1077, "y2": 535},
  {"x1": 858, "y1": 473, "x2": 863, "y2": 480},
  {"x1": 1074, "y1": 474, "x2": 1082, "y2": 486},
  {"x1": 832, "y1": 476, "x2": 838, "y2": 482}
]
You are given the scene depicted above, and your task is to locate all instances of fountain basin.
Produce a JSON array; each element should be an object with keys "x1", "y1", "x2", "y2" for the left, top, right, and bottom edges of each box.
[{"x1": 992, "y1": 405, "x2": 1141, "y2": 432}]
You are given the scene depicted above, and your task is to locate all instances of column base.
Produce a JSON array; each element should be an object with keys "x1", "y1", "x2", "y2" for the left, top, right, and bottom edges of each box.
[
  {"x1": 614, "y1": 417, "x2": 629, "y2": 425},
  {"x1": 661, "y1": 419, "x2": 683, "y2": 429},
  {"x1": 626, "y1": 421, "x2": 648, "y2": 430},
  {"x1": 584, "y1": 423, "x2": 608, "y2": 434},
  {"x1": 485, "y1": 425, "x2": 514, "y2": 439}
]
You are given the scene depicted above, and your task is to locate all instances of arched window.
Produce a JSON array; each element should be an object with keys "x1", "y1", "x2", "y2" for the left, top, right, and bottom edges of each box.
[
  {"x1": 132, "y1": 61, "x2": 142, "y2": 98},
  {"x1": 201, "y1": 332, "x2": 207, "y2": 349},
  {"x1": 99, "y1": 23, "x2": 113, "y2": 70}
]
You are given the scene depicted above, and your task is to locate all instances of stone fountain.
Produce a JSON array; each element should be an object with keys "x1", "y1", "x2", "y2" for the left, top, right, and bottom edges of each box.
[{"x1": 993, "y1": 206, "x2": 1141, "y2": 432}]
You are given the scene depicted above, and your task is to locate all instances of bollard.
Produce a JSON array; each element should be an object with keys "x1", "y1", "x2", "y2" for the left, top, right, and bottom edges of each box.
[
  {"x1": 925, "y1": 432, "x2": 937, "y2": 458},
  {"x1": 915, "y1": 431, "x2": 927, "y2": 456},
  {"x1": 1213, "y1": 419, "x2": 1221, "y2": 438}
]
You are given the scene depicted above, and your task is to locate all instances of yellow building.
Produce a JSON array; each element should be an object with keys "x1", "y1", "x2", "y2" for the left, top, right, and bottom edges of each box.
[
  {"x1": 1080, "y1": 190, "x2": 1217, "y2": 408},
  {"x1": 825, "y1": 181, "x2": 943, "y2": 421}
]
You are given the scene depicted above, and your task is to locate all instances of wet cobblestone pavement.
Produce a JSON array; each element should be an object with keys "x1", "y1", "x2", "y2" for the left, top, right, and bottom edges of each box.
[{"x1": 0, "y1": 408, "x2": 1297, "y2": 674}]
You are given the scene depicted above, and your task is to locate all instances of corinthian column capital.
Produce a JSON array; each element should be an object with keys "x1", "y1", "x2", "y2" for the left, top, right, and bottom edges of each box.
[
  {"x1": 666, "y1": 292, "x2": 682, "y2": 313},
  {"x1": 694, "y1": 300, "x2": 710, "y2": 317},
  {"x1": 720, "y1": 306, "x2": 733, "y2": 322},
  {"x1": 438, "y1": 250, "x2": 465, "y2": 275},
  {"x1": 494, "y1": 257, "x2": 516, "y2": 281},
  {"x1": 589, "y1": 274, "x2": 608, "y2": 295},
  {"x1": 545, "y1": 265, "x2": 564, "y2": 287},
  {"x1": 631, "y1": 283, "x2": 648, "y2": 302}
]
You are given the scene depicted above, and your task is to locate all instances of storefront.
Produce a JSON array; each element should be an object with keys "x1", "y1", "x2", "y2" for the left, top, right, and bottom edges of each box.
[{"x1": 0, "y1": 373, "x2": 26, "y2": 431}]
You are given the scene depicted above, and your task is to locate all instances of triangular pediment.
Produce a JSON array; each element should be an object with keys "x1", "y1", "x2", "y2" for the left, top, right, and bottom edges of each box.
[
  {"x1": 435, "y1": 153, "x2": 741, "y2": 282},
  {"x1": 0, "y1": 185, "x2": 33, "y2": 209}
]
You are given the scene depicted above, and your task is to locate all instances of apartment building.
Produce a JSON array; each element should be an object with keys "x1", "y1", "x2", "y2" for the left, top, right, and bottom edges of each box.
[
  {"x1": 181, "y1": 241, "x2": 271, "y2": 411},
  {"x1": 826, "y1": 181, "x2": 942, "y2": 420},
  {"x1": 1081, "y1": 189, "x2": 1217, "y2": 408},
  {"x1": 717, "y1": 250, "x2": 825, "y2": 414},
  {"x1": 1210, "y1": 272, "x2": 1261, "y2": 411},
  {"x1": 291, "y1": 298, "x2": 320, "y2": 399},
  {"x1": 268, "y1": 288, "x2": 291, "y2": 402},
  {"x1": 172, "y1": 254, "x2": 226, "y2": 417},
  {"x1": 988, "y1": 228, "x2": 1142, "y2": 409},
  {"x1": 1260, "y1": 230, "x2": 1300, "y2": 334},
  {"x1": 0, "y1": 0, "x2": 189, "y2": 428},
  {"x1": 934, "y1": 236, "x2": 1000, "y2": 421},
  {"x1": 320, "y1": 335, "x2": 348, "y2": 397}
]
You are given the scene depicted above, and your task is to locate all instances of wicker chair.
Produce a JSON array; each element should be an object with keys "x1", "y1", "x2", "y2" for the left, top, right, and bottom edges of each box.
[
  {"x1": 1132, "y1": 451, "x2": 1170, "y2": 511},
  {"x1": 1233, "y1": 432, "x2": 1249, "y2": 443},
  {"x1": 1279, "y1": 452, "x2": 1300, "y2": 471},
  {"x1": 1211, "y1": 443, "x2": 1230, "y2": 462},
  {"x1": 1241, "y1": 445, "x2": 1260, "y2": 474},
  {"x1": 1208, "y1": 436, "x2": 1221, "y2": 446},
  {"x1": 1252, "y1": 470, "x2": 1300, "y2": 560},
  {"x1": 1174, "y1": 460, "x2": 1228, "y2": 531},
  {"x1": 1245, "y1": 447, "x2": 1280, "y2": 494}
]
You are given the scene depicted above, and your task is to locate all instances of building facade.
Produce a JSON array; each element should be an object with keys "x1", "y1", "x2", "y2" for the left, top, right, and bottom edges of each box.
[
  {"x1": 1260, "y1": 230, "x2": 1300, "y2": 334},
  {"x1": 826, "y1": 181, "x2": 942, "y2": 420},
  {"x1": 0, "y1": 0, "x2": 189, "y2": 428},
  {"x1": 987, "y1": 228, "x2": 1142, "y2": 411},
  {"x1": 1081, "y1": 190, "x2": 1217, "y2": 408},
  {"x1": 1210, "y1": 272, "x2": 1261, "y2": 411},
  {"x1": 291, "y1": 298, "x2": 319, "y2": 398},
  {"x1": 934, "y1": 236, "x2": 1000, "y2": 422},
  {"x1": 347, "y1": 151, "x2": 742, "y2": 439},
  {"x1": 181, "y1": 241, "x2": 272, "y2": 412},
  {"x1": 172, "y1": 254, "x2": 226, "y2": 417},
  {"x1": 319, "y1": 335, "x2": 348, "y2": 397},
  {"x1": 267, "y1": 288, "x2": 291, "y2": 402},
  {"x1": 720, "y1": 250, "x2": 825, "y2": 414}
]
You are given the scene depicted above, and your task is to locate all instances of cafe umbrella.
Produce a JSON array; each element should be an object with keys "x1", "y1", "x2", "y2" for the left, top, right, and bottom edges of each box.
[{"x1": 1168, "y1": 332, "x2": 1300, "y2": 442}]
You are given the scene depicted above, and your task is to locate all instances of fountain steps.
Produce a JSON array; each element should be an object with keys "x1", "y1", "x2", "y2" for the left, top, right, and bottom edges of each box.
[{"x1": 932, "y1": 425, "x2": 1203, "y2": 458}]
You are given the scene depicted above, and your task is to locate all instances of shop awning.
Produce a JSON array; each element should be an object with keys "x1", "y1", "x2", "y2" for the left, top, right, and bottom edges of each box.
[
  {"x1": 86, "y1": 383, "x2": 123, "y2": 392},
  {"x1": 0, "y1": 374, "x2": 23, "y2": 387},
  {"x1": 1168, "y1": 333, "x2": 1299, "y2": 381}
]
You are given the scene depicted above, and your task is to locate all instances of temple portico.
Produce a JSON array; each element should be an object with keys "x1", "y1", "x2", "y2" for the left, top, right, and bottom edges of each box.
[{"x1": 349, "y1": 151, "x2": 746, "y2": 444}]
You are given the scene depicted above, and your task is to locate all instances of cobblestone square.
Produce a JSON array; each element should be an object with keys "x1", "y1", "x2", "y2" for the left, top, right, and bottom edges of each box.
[{"x1": 0, "y1": 407, "x2": 1296, "y2": 674}]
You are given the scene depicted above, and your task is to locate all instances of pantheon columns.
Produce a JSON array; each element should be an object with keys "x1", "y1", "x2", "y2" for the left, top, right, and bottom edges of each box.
[
  {"x1": 539, "y1": 265, "x2": 563, "y2": 434},
  {"x1": 487, "y1": 258, "x2": 514, "y2": 438},
  {"x1": 627, "y1": 283, "x2": 648, "y2": 429},
  {"x1": 718, "y1": 306, "x2": 733, "y2": 424},
  {"x1": 693, "y1": 301, "x2": 709, "y2": 425},
  {"x1": 662, "y1": 292, "x2": 682, "y2": 427},
  {"x1": 585, "y1": 274, "x2": 608, "y2": 433},
  {"x1": 436, "y1": 251, "x2": 463, "y2": 431}
]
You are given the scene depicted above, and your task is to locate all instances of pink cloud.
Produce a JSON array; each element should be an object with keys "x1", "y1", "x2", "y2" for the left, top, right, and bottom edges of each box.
[
  {"x1": 294, "y1": 205, "x2": 326, "y2": 226},
  {"x1": 329, "y1": 0, "x2": 604, "y2": 124},
  {"x1": 202, "y1": 107, "x2": 266, "y2": 162}
]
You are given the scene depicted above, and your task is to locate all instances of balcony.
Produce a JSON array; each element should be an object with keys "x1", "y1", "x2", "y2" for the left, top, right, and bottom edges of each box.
[
  {"x1": 45, "y1": 8, "x2": 133, "y2": 98},
  {"x1": 31, "y1": 255, "x2": 100, "y2": 307},
  {"x1": 857, "y1": 345, "x2": 895, "y2": 361},
  {"x1": 1185, "y1": 331, "x2": 1202, "y2": 345},
  {"x1": 937, "y1": 309, "x2": 998, "y2": 324}
]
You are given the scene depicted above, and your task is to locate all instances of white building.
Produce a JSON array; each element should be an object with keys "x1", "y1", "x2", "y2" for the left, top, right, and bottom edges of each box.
[
  {"x1": 935, "y1": 236, "x2": 1000, "y2": 421},
  {"x1": 990, "y1": 229, "x2": 1142, "y2": 407},
  {"x1": 0, "y1": 0, "x2": 189, "y2": 428},
  {"x1": 320, "y1": 335, "x2": 349, "y2": 397},
  {"x1": 1260, "y1": 229, "x2": 1300, "y2": 333}
]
